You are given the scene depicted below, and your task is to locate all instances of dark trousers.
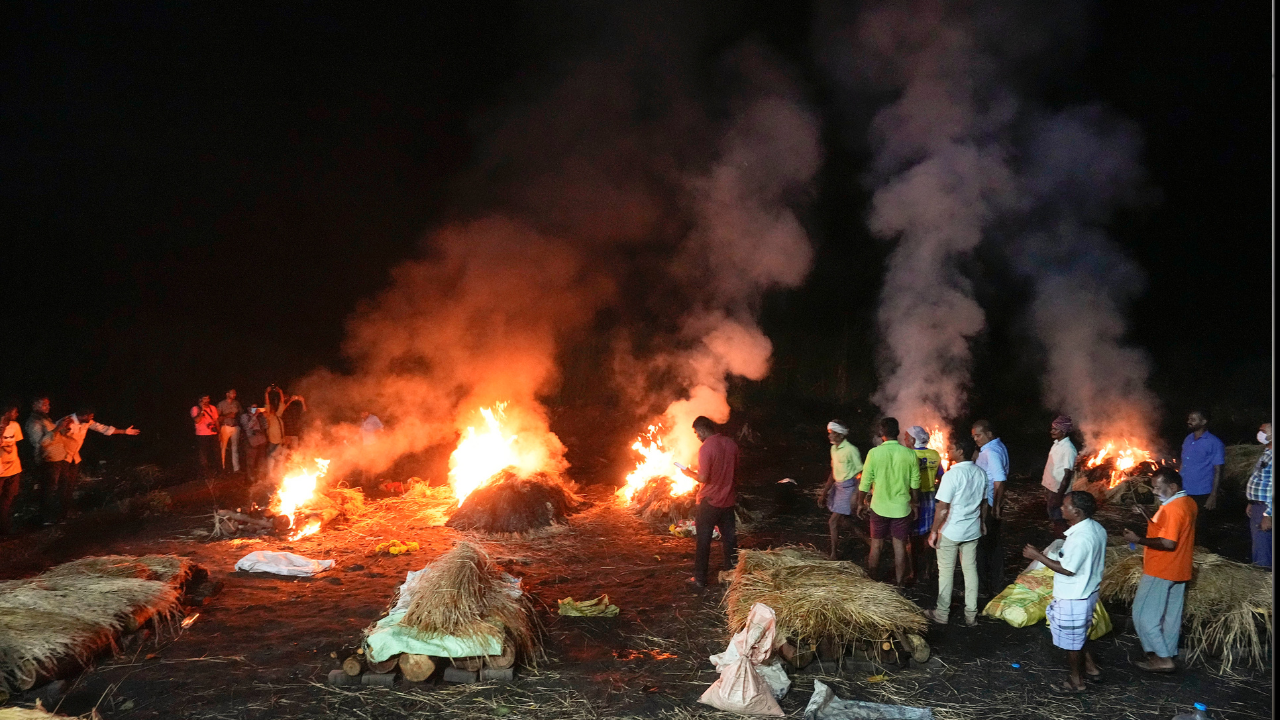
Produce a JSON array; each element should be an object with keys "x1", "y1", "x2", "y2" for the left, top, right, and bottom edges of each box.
[
  {"x1": 43, "y1": 460, "x2": 79, "y2": 522},
  {"x1": 977, "y1": 516, "x2": 1004, "y2": 595},
  {"x1": 1189, "y1": 493, "x2": 1212, "y2": 537},
  {"x1": 0, "y1": 472, "x2": 20, "y2": 534},
  {"x1": 694, "y1": 500, "x2": 738, "y2": 585},
  {"x1": 196, "y1": 435, "x2": 220, "y2": 477},
  {"x1": 245, "y1": 442, "x2": 266, "y2": 482}
]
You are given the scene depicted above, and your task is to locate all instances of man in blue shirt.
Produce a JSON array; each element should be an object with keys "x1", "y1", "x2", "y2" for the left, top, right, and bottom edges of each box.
[
  {"x1": 1180, "y1": 410, "x2": 1225, "y2": 513},
  {"x1": 972, "y1": 419, "x2": 1010, "y2": 597}
]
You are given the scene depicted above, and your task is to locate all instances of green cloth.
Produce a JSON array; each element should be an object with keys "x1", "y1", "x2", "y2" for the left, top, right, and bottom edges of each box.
[
  {"x1": 858, "y1": 440, "x2": 920, "y2": 518},
  {"x1": 558, "y1": 595, "x2": 620, "y2": 617},
  {"x1": 363, "y1": 609, "x2": 502, "y2": 662},
  {"x1": 830, "y1": 440, "x2": 863, "y2": 482}
]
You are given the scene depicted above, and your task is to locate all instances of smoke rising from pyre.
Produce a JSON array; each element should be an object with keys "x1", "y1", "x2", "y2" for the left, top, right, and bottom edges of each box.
[
  {"x1": 296, "y1": 19, "x2": 820, "y2": 483},
  {"x1": 822, "y1": 0, "x2": 1159, "y2": 448}
]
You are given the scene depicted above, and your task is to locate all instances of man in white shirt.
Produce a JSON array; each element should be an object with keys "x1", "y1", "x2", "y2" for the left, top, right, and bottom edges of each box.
[
  {"x1": 1041, "y1": 415, "x2": 1079, "y2": 536},
  {"x1": 45, "y1": 408, "x2": 140, "y2": 523},
  {"x1": 972, "y1": 420, "x2": 1010, "y2": 596},
  {"x1": 1022, "y1": 491, "x2": 1107, "y2": 694},
  {"x1": 924, "y1": 436, "x2": 988, "y2": 626}
]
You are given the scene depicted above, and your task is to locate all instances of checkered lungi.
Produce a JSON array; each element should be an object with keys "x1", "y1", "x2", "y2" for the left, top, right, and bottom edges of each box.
[
  {"x1": 914, "y1": 492, "x2": 936, "y2": 535},
  {"x1": 1047, "y1": 591, "x2": 1099, "y2": 650}
]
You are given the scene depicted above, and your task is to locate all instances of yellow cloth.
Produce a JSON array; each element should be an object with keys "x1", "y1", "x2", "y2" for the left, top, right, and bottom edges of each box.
[
  {"x1": 558, "y1": 595, "x2": 619, "y2": 617},
  {"x1": 983, "y1": 568, "x2": 1112, "y2": 639},
  {"x1": 830, "y1": 440, "x2": 863, "y2": 482}
]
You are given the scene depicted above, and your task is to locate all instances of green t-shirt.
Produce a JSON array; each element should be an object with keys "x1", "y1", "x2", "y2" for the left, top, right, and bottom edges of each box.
[
  {"x1": 858, "y1": 440, "x2": 920, "y2": 518},
  {"x1": 830, "y1": 440, "x2": 863, "y2": 482}
]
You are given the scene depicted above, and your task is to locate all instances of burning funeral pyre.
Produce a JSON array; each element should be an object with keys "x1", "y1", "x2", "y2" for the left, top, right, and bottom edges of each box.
[
  {"x1": 212, "y1": 458, "x2": 366, "y2": 540},
  {"x1": 1072, "y1": 439, "x2": 1160, "y2": 504},
  {"x1": 616, "y1": 426, "x2": 698, "y2": 524},
  {"x1": 441, "y1": 404, "x2": 584, "y2": 534}
]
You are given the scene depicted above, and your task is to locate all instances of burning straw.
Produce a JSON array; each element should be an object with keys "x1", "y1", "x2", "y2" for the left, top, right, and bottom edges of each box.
[
  {"x1": 725, "y1": 547, "x2": 925, "y2": 649},
  {"x1": 445, "y1": 470, "x2": 583, "y2": 535},
  {"x1": 399, "y1": 542, "x2": 537, "y2": 660},
  {"x1": 1101, "y1": 544, "x2": 1273, "y2": 672}
]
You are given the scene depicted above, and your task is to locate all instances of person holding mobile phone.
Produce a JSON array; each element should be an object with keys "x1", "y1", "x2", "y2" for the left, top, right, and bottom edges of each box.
[{"x1": 684, "y1": 416, "x2": 739, "y2": 589}]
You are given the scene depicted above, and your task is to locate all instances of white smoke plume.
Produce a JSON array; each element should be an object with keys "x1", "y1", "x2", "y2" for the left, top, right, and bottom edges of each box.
[
  {"x1": 655, "y1": 50, "x2": 822, "y2": 463},
  {"x1": 1013, "y1": 106, "x2": 1159, "y2": 450},
  {"x1": 840, "y1": 0, "x2": 1019, "y2": 433}
]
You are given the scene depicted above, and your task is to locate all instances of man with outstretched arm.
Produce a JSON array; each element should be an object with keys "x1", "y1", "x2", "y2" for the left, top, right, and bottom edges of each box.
[
  {"x1": 1022, "y1": 491, "x2": 1107, "y2": 694},
  {"x1": 818, "y1": 419, "x2": 863, "y2": 560},
  {"x1": 682, "y1": 416, "x2": 739, "y2": 589},
  {"x1": 1124, "y1": 468, "x2": 1196, "y2": 673},
  {"x1": 46, "y1": 408, "x2": 140, "y2": 523}
]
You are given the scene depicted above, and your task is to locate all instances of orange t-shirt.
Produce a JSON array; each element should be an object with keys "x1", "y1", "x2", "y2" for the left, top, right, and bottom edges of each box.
[{"x1": 1144, "y1": 495, "x2": 1197, "y2": 582}]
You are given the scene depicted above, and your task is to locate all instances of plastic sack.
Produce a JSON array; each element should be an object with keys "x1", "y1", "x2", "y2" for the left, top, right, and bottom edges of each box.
[
  {"x1": 699, "y1": 602, "x2": 784, "y2": 715},
  {"x1": 234, "y1": 550, "x2": 334, "y2": 576},
  {"x1": 983, "y1": 568, "x2": 1055, "y2": 627},
  {"x1": 558, "y1": 595, "x2": 620, "y2": 617},
  {"x1": 804, "y1": 679, "x2": 934, "y2": 720}
]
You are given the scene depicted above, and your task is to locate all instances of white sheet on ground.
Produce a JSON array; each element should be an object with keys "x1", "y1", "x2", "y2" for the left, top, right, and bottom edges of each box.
[
  {"x1": 804, "y1": 679, "x2": 934, "y2": 720},
  {"x1": 234, "y1": 550, "x2": 334, "y2": 576}
]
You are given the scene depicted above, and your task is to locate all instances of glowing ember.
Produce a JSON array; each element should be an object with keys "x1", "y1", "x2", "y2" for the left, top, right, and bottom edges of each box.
[
  {"x1": 449, "y1": 404, "x2": 519, "y2": 505},
  {"x1": 273, "y1": 458, "x2": 330, "y2": 531},
  {"x1": 925, "y1": 425, "x2": 952, "y2": 471},
  {"x1": 617, "y1": 425, "x2": 696, "y2": 503},
  {"x1": 1083, "y1": 440, "x2": 1153, "y2": 488},
  {"x1": 290, "y1": 519, "x2": 322, "y2": 540}
]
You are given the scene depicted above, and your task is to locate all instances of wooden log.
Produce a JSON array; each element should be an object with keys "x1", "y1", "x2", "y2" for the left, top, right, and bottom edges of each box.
[
  {"x1": 453, "y1": 655, "x2": 484, "y2": 672},
  {"x1": 368, "y1": 656, "x2": 399, "y2": 673},
  {"x1": 479, "y1": 667, "x2": 514, "y2": 682},
  {"x1": 361, "y1": 671, "x2": 397, "y2": 687},
  {"x1": 443, "y1": 666, "x2": 478, "y2": 684},
  {"x1": 343, "y1": 655, "x2": 364, "y2": 677},
  {"x1": 903, "y1": 632, "x2": 930, "y2": 664},
  {"x1": 485, "y1": 643, "x2": 516, "y2": 670},
  {"x1": 327, "y1": 669, "x2": 361, "y2": 686},
  {"x1": 816, "y1": 636, "x2": 843, "y2": 661},
  {"x1": 779, "y1": 640, "x2": 816, "y2": 670},
  {"x1": 399, "y1": 654, "x2": 436, "y2": 682}
]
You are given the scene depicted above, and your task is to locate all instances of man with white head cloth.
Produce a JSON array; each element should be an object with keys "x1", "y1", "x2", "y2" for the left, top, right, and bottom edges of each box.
[{"x1": 819, "y1": 420, "x2": 863, "y2": 560}]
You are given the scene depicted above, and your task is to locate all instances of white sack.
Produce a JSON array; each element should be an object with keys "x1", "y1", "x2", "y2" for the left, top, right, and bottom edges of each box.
[
  {"x1": 699, "y1": 602, "x2": 785, "y2": 715},
  {"x1": 235, "y1": 550, "x2": 334, "y2": 576}
]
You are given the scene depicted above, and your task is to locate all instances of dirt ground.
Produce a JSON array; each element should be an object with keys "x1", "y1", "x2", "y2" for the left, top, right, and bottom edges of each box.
[{"x1": 0, "y1": 442, "x2": 1271, "y2": 720}]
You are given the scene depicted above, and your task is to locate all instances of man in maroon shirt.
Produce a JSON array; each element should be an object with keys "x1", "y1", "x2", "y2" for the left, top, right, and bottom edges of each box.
[{"x1": 684, "y1": 415, "x2": 739, "y2": 588}]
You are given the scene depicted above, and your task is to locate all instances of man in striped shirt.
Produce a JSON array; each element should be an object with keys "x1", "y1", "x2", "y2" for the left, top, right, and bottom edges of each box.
[{"x1": 1245, "y1": 422, "x2": 1272, "y2": 568}]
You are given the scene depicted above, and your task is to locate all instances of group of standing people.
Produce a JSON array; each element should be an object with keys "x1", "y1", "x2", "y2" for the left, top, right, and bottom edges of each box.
[
  {"x1": 0, "y1": 397, "x2": 140, "y2": 533},
  {"x1": 190, "y1": 386, "x2": 306, "y2": 483}
]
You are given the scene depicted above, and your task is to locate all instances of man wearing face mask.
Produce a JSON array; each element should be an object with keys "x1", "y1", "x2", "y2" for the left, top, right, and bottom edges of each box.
[
  {"x1": 1244, "y1": 422, "x2": 1272, "y2": 568},
  {"x1": 1123, "y1": 468, "x2": 1196, "y2": 673}
]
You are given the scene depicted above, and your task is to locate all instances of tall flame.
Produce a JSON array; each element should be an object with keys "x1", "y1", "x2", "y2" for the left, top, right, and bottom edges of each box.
[
  {"x1": 925, "y1": 425, "x2": 952, "y2": 471},
  {"x1": 273, "y1": 458, "x2": 330, "y2": 538},
  {"x1": 449, "y1": 404, "x2": 519, "y2": 505},
  {"x1": 618, "y1": 425, "x2": 696, "y2": 503}
]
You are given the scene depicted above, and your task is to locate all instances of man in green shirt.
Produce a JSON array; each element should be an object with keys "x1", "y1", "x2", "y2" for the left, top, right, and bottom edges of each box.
[
  {"x1": 856, "y1": 417, "x2": 920, "y2": 586},
  {"x1": 819, "y1": 419, "x2": 864, "y2": 560}
]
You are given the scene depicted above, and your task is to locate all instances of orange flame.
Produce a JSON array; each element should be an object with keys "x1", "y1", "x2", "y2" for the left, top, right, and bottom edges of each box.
[
  {"x1": 618, "y1": 425, "x2": 696, "y2": 503},
  {"x1": 925, "y1": 425, "x2": 952, "y2": 471},
  {"x1": 290, "y1": 519, "x2": 322, "y2": 540},
  {"x1": 1083, "y1": 439, "x2": 1152, "y2": 488},
  {"x1": 273, "y1": 458, "x2": 330, "y2": 532},
  {"x1": 448, "y1": 404, "x2": 519, "y2": 505}
]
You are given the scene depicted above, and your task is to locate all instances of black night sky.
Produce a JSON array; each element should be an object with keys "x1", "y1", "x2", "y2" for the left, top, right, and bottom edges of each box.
[{"x1": 1, "y1": 1, "x2": 1271, "y2": 470}]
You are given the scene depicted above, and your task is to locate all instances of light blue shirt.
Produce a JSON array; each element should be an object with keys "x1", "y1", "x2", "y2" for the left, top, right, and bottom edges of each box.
[{"x1": 977, "y1": 437, "x2": 1009, "y2": 505}]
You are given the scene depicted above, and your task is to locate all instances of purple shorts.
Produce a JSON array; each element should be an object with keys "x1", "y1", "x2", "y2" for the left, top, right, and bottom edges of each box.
[{"x1": 869, "y1": 509, "x2": 911, "y2": 540}]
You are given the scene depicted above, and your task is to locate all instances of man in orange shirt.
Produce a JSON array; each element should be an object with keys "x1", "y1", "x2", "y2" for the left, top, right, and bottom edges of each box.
[{"x1": 1123, "y1": 468, "x2": 1197, "y2": 673}]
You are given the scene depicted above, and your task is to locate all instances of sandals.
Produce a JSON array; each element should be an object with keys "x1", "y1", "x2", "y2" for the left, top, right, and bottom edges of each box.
[
  {"x1": 1133, "y1": 659, "x2": 1176, "y2": 674},
  {"x1": 1049, "y1": 681, "x2": 1088, "y2": 695}
]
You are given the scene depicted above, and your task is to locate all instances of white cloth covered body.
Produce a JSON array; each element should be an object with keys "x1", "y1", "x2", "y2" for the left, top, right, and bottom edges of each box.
[
  {"x1": 804, "y1": 679, "x2": 934, "y2": 720},
  {"x1": 235, "y1": 550, "x2": 335, "y2": 576},
  {"x1": 699, "y1": 602, "x2": 785, "y2": 716}
]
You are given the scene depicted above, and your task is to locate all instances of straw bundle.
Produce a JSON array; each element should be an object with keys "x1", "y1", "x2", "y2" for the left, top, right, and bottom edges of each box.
[
  {"x1": 1101, "y1": 545, "x2": 1273, "y2": 672},
  {"x1": 446, "y1": 470, "x2": 583, "y2": 534},
  {"x1": 40, "y1": 554, "x2": 192, "y2": 584},
  {"x1": 399, "y1": 542, "x2": 536, "y2": 659},
  {"x1": 1222, "y1": 444, "x2": 1265, "y2": 493},
  {"x1": 628, "y1": 476, "x2": 696, "y2": 524},
  {"x1": 725, "y1": 548, "x2": 924, "y2": 649},
  {"x1": 310, "y1": 486, "x2": 367, "y2": 520},
  {"x1": 400, "y1": 483, "x2": 457, "y2": 527}
]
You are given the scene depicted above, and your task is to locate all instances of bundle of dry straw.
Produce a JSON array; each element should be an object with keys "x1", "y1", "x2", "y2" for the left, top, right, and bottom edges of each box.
[
  {"x1": 725, "y1": 547, "x2": 926, "y2": 649},
  {"x1": 1223, "y1": 444, "x2": 1265, "y2": 493},
  {"x1": 628, "y1": 476, "x2": 695, "y2": 524},
  {"x1": 446, "y1": 470, "x2": 583, "y2": 534},
  {"x1": 1101, "y1": 544, "x2": 1272, "y2": 672},
  {"x1": 399, "y1": 542, "x2": 536, "y2": 660},
  {"x1": 0, "y1": 554, "x2": 190, "y2": 694}
]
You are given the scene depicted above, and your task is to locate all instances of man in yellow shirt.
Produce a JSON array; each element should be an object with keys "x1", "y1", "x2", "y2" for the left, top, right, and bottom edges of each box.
[
  {"x1": 856, "y1": 417, "x2": 921, "y2": 586},
  {"x1": 819, "y1": 420, "x2": 863, "y2": 560},
  {"x1": 906, "y1": 425, "x2": 942, "y2": 585}
]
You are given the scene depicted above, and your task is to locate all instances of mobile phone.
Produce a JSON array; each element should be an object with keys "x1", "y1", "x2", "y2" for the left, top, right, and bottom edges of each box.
[{"x1": 673, "y1": 461, "x2": 687, "y2": 471}]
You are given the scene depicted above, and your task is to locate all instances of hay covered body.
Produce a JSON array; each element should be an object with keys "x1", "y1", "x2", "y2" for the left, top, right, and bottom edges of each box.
[
  {"x1": 446, "y1": 470, "x2": 583, "y2": 534},
  {"x1": 0, "y1": 554, "x2": 192, "y2": 694},
  {"x1": 1100, "y1": 544, "x2": 1272, "y2": 672},
  {"x1": 628, "y1": 476, "x2": 696, "y2": 524},
  {"x1": 725, "y1": 548, "x2": 926, "y2": 650}
]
